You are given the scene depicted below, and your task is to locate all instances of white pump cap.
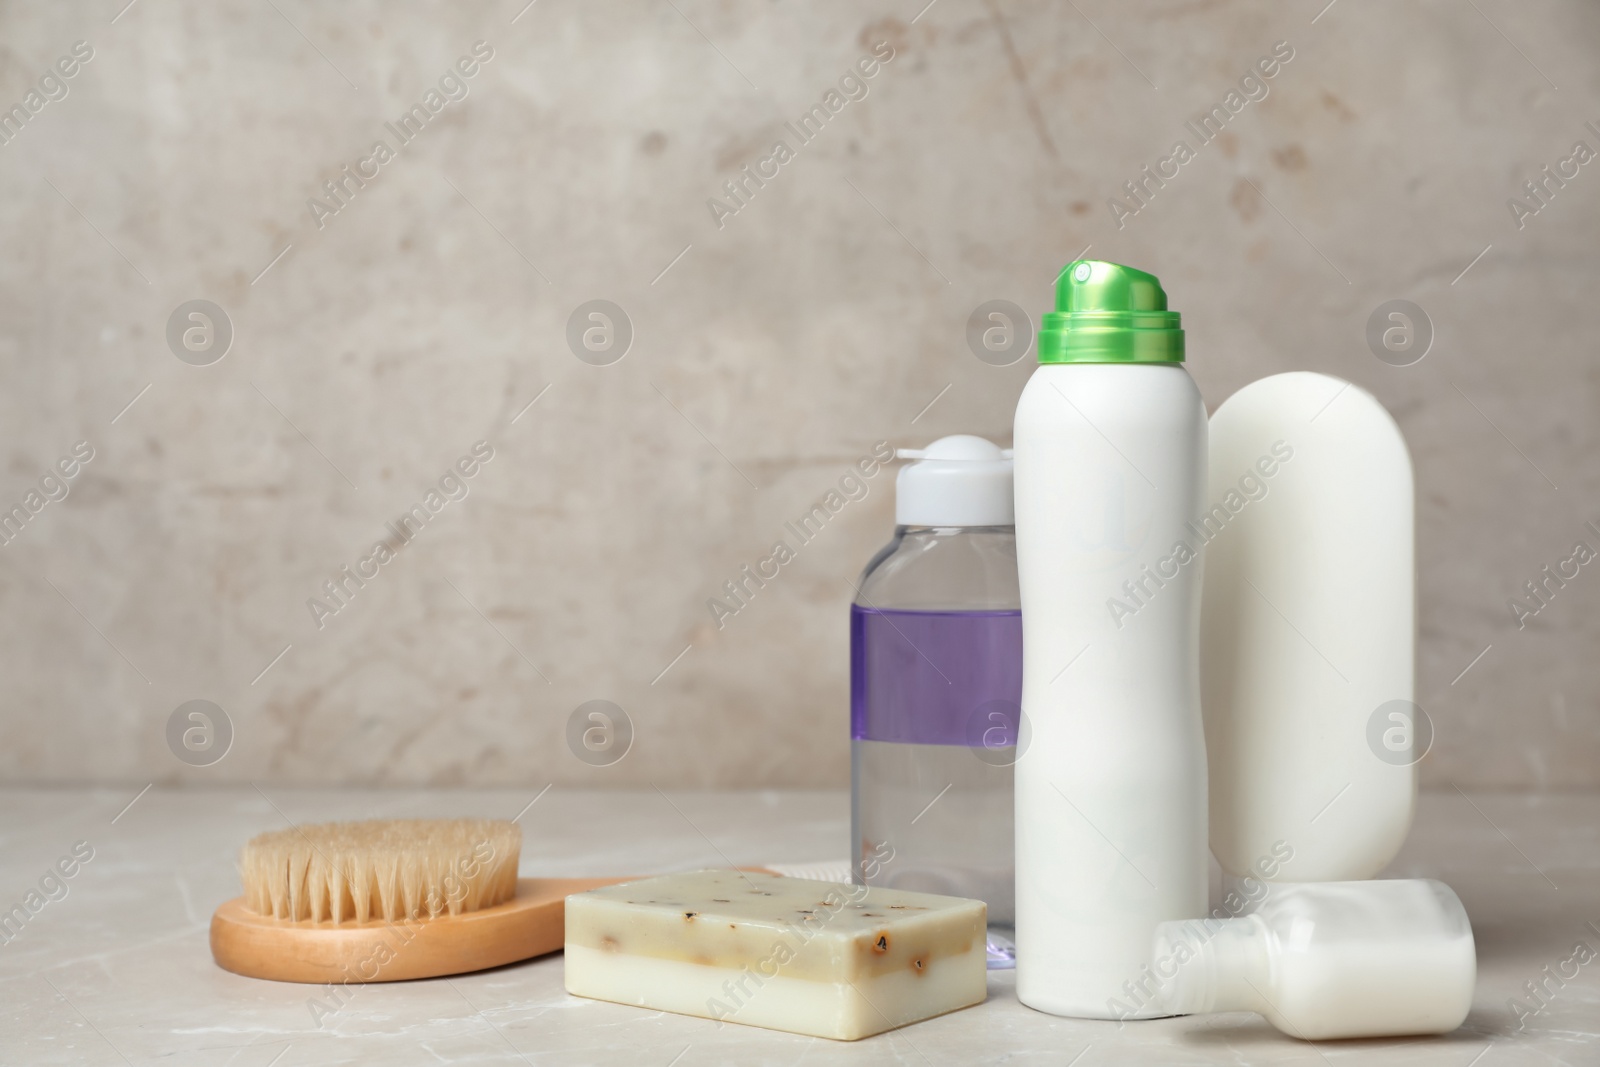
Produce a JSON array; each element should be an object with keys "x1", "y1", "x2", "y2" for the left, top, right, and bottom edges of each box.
[{"x1": 894, "y1": 435, "x2": 1014, "y2": 526}]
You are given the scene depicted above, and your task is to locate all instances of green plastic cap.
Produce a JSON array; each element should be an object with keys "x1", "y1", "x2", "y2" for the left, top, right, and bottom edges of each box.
[{"x1": 1038, "y1": 260, "x2": 1185, "y2": 364}]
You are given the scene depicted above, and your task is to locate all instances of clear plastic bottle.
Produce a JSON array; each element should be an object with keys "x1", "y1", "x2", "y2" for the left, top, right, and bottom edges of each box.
[
  {"x1": 1153, "y1": 880, "x2": 1476, "y2": 1039},
  {"x1": 850, "y1": 435, "x2": 1020, "y2": 968}
]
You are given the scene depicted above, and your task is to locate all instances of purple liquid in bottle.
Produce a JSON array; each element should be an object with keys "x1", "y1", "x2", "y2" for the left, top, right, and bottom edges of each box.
[
  {"x1": 851, "y1": 603, "x2": 1022, "y2": 967},
  {"x1": 851, "y1": 606, "x2": 1024, "y2": 746}
]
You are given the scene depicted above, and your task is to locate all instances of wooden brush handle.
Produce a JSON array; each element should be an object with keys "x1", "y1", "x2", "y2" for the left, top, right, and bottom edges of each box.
[{"x1": 210, "y1": 876, "x2": 621, "y2": 984}]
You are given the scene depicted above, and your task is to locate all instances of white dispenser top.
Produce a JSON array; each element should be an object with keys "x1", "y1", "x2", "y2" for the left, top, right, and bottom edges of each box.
[{"x1": 894, "y1": 435, "x2": 1014, "y2": 526}]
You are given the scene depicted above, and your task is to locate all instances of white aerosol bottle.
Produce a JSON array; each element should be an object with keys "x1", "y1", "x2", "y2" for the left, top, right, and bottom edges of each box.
[{"x1": 1013, "y1": 260, "x2": 1208, "y2": 1019}]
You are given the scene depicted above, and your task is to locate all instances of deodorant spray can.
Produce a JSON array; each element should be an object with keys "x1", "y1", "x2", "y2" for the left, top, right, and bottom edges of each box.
[{"x1": 1012, "y1": 260, "x2": 1208, "y2": 1019}]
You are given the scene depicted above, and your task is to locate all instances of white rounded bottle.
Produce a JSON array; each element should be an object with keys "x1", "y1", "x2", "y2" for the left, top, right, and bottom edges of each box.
[
  {"x1": 1013, "y1": 261, "x2": 1208, "y2": 1019},
  {"x1": 1201, "y1": 373, "x2": 1416, "y2": 884}
]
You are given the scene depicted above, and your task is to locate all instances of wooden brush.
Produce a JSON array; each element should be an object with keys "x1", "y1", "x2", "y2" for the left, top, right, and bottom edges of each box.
[{"x1": 210, "y1": 818, "x2": 619, "y2": 984}]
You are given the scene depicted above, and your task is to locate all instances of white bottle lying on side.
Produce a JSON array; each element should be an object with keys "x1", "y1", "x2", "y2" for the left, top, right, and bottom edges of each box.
[{"x1": 1154, "y1": 879, "x2": 1476, "y2": 1040}]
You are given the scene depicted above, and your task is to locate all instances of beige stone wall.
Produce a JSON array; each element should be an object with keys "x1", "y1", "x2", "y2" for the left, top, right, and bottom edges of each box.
[{"x1": 0, "y1": 0, "x2": 1595, "y2": 788}]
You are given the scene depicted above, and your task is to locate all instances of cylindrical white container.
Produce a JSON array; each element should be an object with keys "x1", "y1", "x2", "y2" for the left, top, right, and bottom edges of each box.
[{"x1": 1013, "y1": 261, "x2": 1208, "y2": 1019}]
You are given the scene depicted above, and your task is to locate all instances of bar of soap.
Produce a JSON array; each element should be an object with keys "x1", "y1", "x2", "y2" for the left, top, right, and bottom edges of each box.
[{"x1": 564, "y1": 869, "x2": 987, "y2": 1040}]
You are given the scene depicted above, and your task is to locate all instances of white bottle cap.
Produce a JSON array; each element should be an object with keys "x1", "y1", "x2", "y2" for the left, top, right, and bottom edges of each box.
[{"x1": 894, "y1": 434, "x2": 1014, "y2": 526}]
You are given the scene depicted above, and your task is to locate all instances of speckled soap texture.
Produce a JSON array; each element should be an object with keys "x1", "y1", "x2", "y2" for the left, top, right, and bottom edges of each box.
[{"x1": 564, "y1": 869, "x2": 988, "y2": 1040}]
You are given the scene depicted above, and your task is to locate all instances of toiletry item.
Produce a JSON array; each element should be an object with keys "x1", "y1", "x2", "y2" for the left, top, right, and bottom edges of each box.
[
  {"x1": 1202, "y1": 373, "x2": 1415, "y2": 882},
  {"x1": 1154, "y1": 879, "x2": 1475, "y2": 1039},
  {"x1": 564, "y1": 869, "x2": 987, "y2": 1040},
  {"x1": 211, "y1": 819, "x2": 617, "y2": 983},
  {"x1": 850, "y1": 434, "x2": 1019, "y2": 967},
  {"x1": 210, "y1": 816, "x2": 843, "y2": 984},
  {"x1": 1013, "y1": 260, "x2": 1208, "y2": 1019}
]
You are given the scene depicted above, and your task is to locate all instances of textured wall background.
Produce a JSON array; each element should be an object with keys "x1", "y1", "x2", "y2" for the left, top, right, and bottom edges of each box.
[{"x1": 0, "y1": 0, "x2": 1596, "y2": 789}]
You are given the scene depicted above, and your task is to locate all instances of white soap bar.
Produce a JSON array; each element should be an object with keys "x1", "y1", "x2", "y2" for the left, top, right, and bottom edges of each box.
[{"x1": 564, "y1": 869, "x2": 987, "y2": 1040}]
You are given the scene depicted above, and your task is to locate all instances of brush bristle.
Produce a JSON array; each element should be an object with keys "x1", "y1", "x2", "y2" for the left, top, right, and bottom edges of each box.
[{"x1": 239, "y1": 819, "x2": 521, "y2": 924}]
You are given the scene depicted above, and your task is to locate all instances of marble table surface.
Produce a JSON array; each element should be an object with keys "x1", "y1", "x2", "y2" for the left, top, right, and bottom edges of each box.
[{"x1": 0, "y1": 787, "x2": 1594, "y2": 1065}]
